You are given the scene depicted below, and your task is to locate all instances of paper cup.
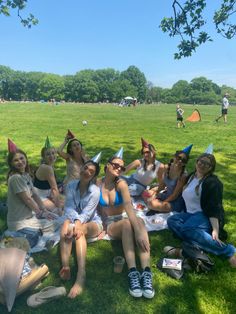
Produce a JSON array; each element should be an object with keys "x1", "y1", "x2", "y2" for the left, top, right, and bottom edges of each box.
[{"x1": 113, "y1": 256, "x2": 125, "y2": 273}]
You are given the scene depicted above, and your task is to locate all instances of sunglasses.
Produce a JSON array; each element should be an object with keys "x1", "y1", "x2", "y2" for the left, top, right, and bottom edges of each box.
[
  {"x1": 142, "y1": 150, "x2": 150, "y2": 155},
  {"x1": 175, "y1": 155, "x2": 187, "y2": 164},
  {"x1": 109, "y1": 162, "x2": 126, "y2": 172},
  {"x1": 197, "y1": 159, "x2": 211, "y2": 168}
]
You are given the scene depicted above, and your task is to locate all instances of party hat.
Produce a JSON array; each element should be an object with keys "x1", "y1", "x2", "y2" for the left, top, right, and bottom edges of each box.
[
  {"x1": 141, "y1": 138, "x2": 149, "y2": 148},
  {"x1": 182, "y1": 144, "x2": 193, "y2": 155},
  {"x1": 67, "y1": 129, "x2": 75, "y2": 139},
  {"x1": 91, "y1": 151, "x2": 102, "y2": 164},
  {"x1": 44, "y1": 136, "x2": 52, "y2": 149},
  {"x1": 8, "y1": 138, "x2": 18, "y2": 153},
  {"x1": 113, "y1": 147, "x2": 124, "y2": 159},
  {"x1": 204, "y1": 144, "x2": 213, "y2": 154}
]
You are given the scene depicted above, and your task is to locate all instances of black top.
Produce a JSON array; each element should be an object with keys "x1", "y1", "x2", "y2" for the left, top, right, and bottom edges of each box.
[{"x1": 33, "y1": 175, "x2": 51, "y2": 190}]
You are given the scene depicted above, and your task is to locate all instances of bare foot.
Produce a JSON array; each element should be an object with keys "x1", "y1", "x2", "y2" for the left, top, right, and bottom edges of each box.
[
  {"x1": 67, "y1": 274, "x2": 85, "y2": 299},
  {"x1": 59, "y1": 266, "x2": 71, "y2": 280},
  {"x1": 229, "y1": 255, "x2": 236, "y2": 268}
]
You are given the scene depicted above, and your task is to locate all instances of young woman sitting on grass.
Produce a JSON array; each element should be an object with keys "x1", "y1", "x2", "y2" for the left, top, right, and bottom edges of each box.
[
  {"x1": 143, "y1": 145, "x2": 191, "y2": 214},
  {"x1": 57, "y1": 131, "x2": 88, "y2": 188},
  {"x1": 166, "y1": 147, "x2": 236, "y2": 268},
  {"x1": 122, "y1": 138, "x2": 164, "y2": 198},
  {"x1": 59, "y1": 155, "x2": 102, "y2": 299},
  {"x1": 33, "y1": 137, "x2": 63, "y2": 215},
  {"x1": 7, "y1": 148, "x2": 60, "y2": 235},
  {"x1": 97, "y1": 148, "x2": 155, "y2": 299}
]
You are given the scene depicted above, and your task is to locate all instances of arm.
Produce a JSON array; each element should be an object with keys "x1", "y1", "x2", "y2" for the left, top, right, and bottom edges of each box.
[
  {"x1": 18, "y1": 191, "x2": 44, "y2": 217},
  {"x1": 164, "y1": 174, "x2": 187, "y2": 202},
  {"x1": 64, "y1": 182, "x2": 99, "y2": 224},
  {"x1": 57, "y1": 137, "x2": 70, "y2": 160},
  {"x1": 42, "y1": 165, "x2": 61, "y2": 207},
  {"x1": 123, "y1": 159, "x2": 141, "y2": 174},
  {"x1": 209, "y1": 217, "x2": 223, "y2": 245}
]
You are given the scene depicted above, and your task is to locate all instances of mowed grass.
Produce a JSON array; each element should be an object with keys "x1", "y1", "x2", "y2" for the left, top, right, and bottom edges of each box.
[{"x1": 0, "y1": 102, "x2": 236, "y2": 314}]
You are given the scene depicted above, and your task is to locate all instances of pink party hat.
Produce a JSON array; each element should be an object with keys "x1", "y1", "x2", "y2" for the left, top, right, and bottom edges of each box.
[{"x1": 8, "y1": 138, "x2": 18, "y2": 153}]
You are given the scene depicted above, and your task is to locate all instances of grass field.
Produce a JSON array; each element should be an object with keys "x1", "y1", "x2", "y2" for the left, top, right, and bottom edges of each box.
[{"x1": 0, "y1": 102, "x2": 236, "y2": 314}]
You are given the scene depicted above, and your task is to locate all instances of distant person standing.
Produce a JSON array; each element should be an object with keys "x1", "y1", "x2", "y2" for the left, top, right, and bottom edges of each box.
[
  {"x1": 176, "y1": 104, "x2": 185, "y2": 128},
  {"x1": 215, "y1": 93, "x2": 229, "y2": 123}
]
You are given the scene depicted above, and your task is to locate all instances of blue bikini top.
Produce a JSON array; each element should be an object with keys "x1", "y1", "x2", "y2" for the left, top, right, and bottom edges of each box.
[{"x1": 99, "y1": 189, "x2": 123, "y2": 207}]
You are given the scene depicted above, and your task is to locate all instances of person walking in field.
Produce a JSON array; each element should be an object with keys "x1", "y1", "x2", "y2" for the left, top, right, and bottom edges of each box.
[
  {"x1": 176, "y1": 104, "x2": 185, "y2": 128},
  {"x1": 215, "y1": 93, "x2": 229, "y2": 123}
]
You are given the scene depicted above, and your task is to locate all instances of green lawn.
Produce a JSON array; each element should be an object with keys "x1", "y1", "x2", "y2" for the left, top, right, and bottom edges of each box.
[{"x1": 0, "y1": 102, "x2": 236, "y2": 314}]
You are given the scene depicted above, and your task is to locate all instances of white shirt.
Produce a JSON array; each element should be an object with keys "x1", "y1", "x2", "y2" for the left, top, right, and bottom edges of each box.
[
  {"x1": 182, "y1": 177, "x2": 202, "y2": 214},
  {"x1": 222, "y1": 96, "x2": 229, "y2": 109}
]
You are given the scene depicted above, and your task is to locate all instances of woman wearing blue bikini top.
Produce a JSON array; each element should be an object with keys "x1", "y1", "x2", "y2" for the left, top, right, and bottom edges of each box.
[{"x1": 97, "y1": 148, "x2": 155, "y2": 299}]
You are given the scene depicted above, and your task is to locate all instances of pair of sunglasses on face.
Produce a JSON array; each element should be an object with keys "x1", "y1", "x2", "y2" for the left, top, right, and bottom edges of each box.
[
  {"x1": 109, "y1": 161, "x2": 126, "y2": 172},
  {"x1": 175, "y1": 155, "x2": 187, "y2": 164}
]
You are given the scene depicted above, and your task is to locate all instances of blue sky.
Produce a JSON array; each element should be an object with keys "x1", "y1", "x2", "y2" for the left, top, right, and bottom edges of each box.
[{"x1": 0, "y1": 0, "x2": 235, "y2": 88}]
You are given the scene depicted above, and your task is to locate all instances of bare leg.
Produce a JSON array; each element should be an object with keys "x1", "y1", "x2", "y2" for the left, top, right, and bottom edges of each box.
[
  {"x1": 68, "y1": 222, "x2": 100, "y2": 298},
  {"x1": 68, "y1": 234, "x2": 87, "y2": 298},
  {"x1": 59, "y1": 220, "x2": 72, "y2": 280},
  {"x1": 147, "y1": 198, "x2": 171, "y2": 212},
  {"x1": 108, "y1": 219, "x2": 136, "y2": 269},
  {"x1": 136, "y1": 218, "x2": 151, "y2": 269}
]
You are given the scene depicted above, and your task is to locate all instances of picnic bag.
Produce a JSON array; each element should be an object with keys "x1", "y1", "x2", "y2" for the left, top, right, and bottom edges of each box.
[{"x1": 182, "y1": 242, "x2": 214, "y2": 273}]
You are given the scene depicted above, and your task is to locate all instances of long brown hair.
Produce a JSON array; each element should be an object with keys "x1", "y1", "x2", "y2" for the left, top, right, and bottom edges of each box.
[
  {"x1": 7, "y1": 149, "x2": 30, "y2": 179},
  {"x1": 141, "y1": 144, "x2": 156, "y2": 171}
]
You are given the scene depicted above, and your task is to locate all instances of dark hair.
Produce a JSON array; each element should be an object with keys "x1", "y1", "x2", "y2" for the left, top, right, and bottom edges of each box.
[
  {"x1": 7, "y1": 149, "x2": 30, "y2": 178},
  {"x1": 141, "y1": 143, "x2": 156, "y2": 171},
  {"x1": 167, "y1": 151, "x2": 189, "y2": 179},
  {"x1": 84, "y1": 160, "x2": 100, "y2": 178},
  {"x1": 66, "y1": 139, "x2": 83, "y2": 156},
  {"x1": 104, "y1": 156, "x2": 124, "y2": 184}
]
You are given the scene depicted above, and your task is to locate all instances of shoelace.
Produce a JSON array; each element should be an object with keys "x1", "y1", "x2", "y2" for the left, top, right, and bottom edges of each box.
[
  {"x1": 141, "y1": 271, "x2": 153, "y2": 289},
  {"x1": 128, "y1": 271, "x2": 140, "y2": 288}
]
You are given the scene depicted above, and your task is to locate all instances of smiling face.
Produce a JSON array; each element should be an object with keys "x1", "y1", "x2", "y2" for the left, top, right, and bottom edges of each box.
[
  {"x1": 173, "y1": 152, "x2": 188, "y2": 166},
  {"x1": 107, "y1": 158, "x2": 125, "y2": 176},
  {"x1": 196, "y1": 155, "x2": 214, "y2": 176},
  {"x1": 11, "y1": 153, "x2": 27, "y2": 173},
  {"x1": 80, "y1": 162, "x2": 97, "y2": 181},
  {"x1": 42, "y1": 147, "x2": 57, "y2": 165}
]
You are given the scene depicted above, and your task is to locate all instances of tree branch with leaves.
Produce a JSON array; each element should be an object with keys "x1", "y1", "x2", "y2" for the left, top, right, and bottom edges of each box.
[
  {"x1": 0, "y1": 0, "x2": 38, "y2": 27},
  {"x1": 160, "y1": 0, "x2": 236, "y2": 59}
]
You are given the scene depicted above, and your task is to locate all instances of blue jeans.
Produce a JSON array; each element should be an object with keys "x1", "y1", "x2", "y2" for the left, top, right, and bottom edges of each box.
[{"x1": 167, "y1": 212, "x2": 236, "y2": 258}]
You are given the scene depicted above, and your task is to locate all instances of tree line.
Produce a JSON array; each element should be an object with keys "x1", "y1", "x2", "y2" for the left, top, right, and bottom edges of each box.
[{"x1": 0, "y1": 65, "x2": 235, "y2": 104}]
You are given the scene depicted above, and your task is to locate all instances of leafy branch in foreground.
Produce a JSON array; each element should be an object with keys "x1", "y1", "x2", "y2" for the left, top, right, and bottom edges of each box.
[
  {"x1": 160, "y1": 0, "x2": 236, "y2": 59},
  {"x1": 0, "y1": 0, "x2": 38, "y2": 28}
]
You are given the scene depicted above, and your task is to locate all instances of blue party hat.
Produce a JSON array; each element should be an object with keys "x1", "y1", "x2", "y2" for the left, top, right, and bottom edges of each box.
[
  {"x1": 113, "y1": 147, "x2": 124, "y2": 159},
  {"x1": 91, "y1": 151, "x2": 102, "y2": 164},
  {"x1": 182, "y1": 144, "x2": 193, "y2": 155},
  {"x1": 204, "y1": 144, "x2": 213, "y2": 154}
]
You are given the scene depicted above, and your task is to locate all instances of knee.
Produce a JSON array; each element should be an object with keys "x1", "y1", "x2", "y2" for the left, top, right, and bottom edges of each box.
[{"x1": 122, "y1": 219, "x2": 132, "y2": 233}]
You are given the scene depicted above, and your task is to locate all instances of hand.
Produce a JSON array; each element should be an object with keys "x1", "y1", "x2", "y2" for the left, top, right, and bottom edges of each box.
[
  {"x1": 212, "y1": 230, "x2": 224, "y2": 246},
  {"x1": 41, "y1": 209, "x2": 58, "y2": 220},
  {"x1": 135, "y1": 233, "x2": 150, "y2": 253},
  {"x1": 73, "y1": 223, "x2": 84, "y2": 240},
  {"x1": 65, "y1": 223, "x2": 74, "y2": 239}
]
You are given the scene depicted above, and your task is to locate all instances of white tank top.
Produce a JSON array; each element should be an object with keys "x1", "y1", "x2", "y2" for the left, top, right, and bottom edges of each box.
[
  {"x1": 133, "y1": 159, "x2": 161, "y2": 186},
  {"x1": 182, "y1": 177, "x2": 202, "y2": 214}
]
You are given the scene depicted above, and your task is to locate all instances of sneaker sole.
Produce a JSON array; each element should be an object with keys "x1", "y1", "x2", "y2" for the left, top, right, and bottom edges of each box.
[
  {"x1": 142, "y1": 290, "x2": 155, "y2": 299},
  {"x1": 129, "y1": 289, "x2": 142, "y2": 298}
]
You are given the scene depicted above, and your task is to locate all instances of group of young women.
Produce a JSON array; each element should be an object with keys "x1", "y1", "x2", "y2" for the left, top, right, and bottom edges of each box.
[{"x1": 5, "y1": 134, "x2": 236, "y2": 300}]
